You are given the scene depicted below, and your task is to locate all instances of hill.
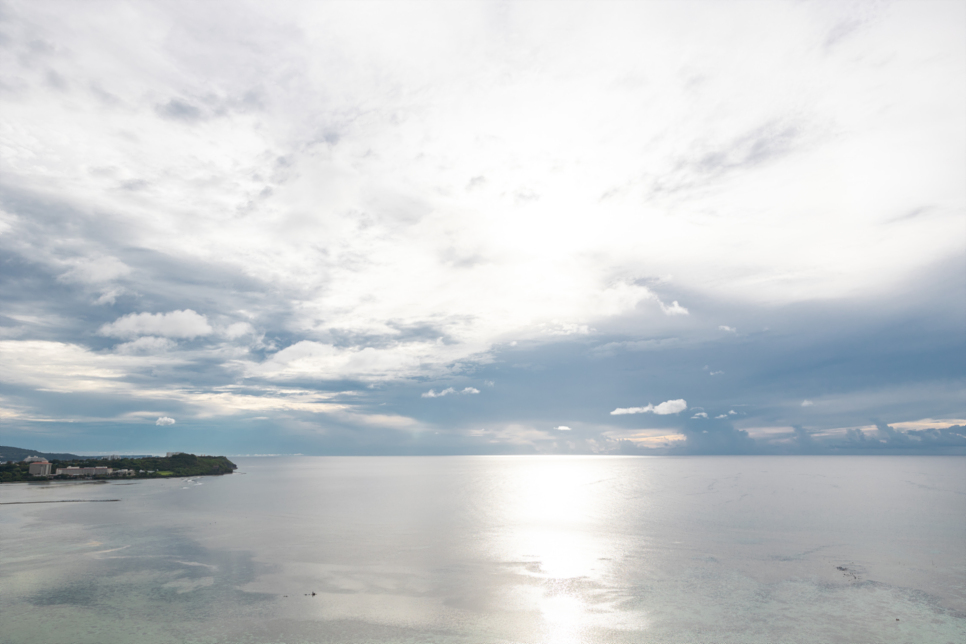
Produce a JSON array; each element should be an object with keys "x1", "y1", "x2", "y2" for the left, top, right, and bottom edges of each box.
[{"x1": 0, "y1": 445, "x2": 82, "y2": 462}]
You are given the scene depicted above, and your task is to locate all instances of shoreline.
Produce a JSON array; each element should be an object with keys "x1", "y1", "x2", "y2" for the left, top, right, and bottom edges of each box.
[{"x1": 0, "y1": 499, "x2": 120, "y2": 505}]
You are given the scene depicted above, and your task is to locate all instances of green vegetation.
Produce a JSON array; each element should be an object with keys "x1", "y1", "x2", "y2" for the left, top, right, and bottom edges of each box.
[
  {"x1": 0, "y1": 462, "x2": 35, "y2": 483},
  {"x1": 0, "y1": 452, "x2": 236, "y2": 483}
]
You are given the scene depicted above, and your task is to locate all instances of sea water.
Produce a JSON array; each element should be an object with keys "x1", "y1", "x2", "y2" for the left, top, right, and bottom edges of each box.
[{"x1": 0, "y1": 456, "x2": 963, "y2": 643}]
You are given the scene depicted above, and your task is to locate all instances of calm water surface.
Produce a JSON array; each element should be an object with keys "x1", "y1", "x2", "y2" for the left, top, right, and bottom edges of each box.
[{"x1": 1, "y1": 456, "x2": 964, "y2": 643}]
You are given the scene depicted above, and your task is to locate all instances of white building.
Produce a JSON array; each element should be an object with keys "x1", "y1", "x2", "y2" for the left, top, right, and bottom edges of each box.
[
  {"x1": 28, "y1": 461, "x2": 52, "y2": 476},
  {"x1": 55, "y1": 466, "x2": 113, "y2": 476}
]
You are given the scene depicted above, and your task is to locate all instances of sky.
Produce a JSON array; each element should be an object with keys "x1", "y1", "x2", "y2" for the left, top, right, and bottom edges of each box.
[{"x1": 1, "y1": 0, "x2": 964, "y2": 456}]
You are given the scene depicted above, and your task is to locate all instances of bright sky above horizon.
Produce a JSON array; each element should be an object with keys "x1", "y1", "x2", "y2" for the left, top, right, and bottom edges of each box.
[{"x1": 1, "y1": 0, "x2": 964, "y2": 455}]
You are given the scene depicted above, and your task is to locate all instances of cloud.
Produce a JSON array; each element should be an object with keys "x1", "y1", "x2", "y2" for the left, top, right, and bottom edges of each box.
[
  {"x1": 825, "y1": 423, "x2": 966, "y2": 452},
  {"x1": 422, "y1": 387, "x2": 480, "y2": 398},
  {"x1": 542, "y1": 322, "x2": 593, "y2": 336},
  {"x1": 691, "y1": 412, "x2": 708, "y2": 419},
  {"x1": 58, "y1": 256, "x2": 131, "y2": 284},
  {"x1": 611, "y1": 399, "x2": 687, "y2": 415},
  {"x1": 0, "y1": 1, "x2": 962, "y2": 456},
  {"x1": 249, "y1": 341, "x2": 487, "y2": 382},
  {"x1": 156, "y1": 98, "x2": 203, "y2": 122},
  {"x1": 801, "y1": 399, "x2": 814, "y2": 406},
  {"x1": 874, "y1": 421, "x2": 913, "y2": 446},
  {"x1": 592, "y1": 338, "x2": 679, "y2": 356},
  {"x1": 793, "y1": 425, "x2": 817, "y2": 451},
  {"x1": 156, "y1": 416, "x2": 176, "y2": 426},
  {"x1": 94, "y1": 288, "x2": 124, "y2": 306},
  {"x1": 0, "y1": 340, "x2": 185, "y2": 395},
  {"x1": 115, "y1": 336, "x2": 177, "y2": 355},
  {"x1": 224, "y1": 322, "x2": 255, "y2": 339},
  {"x1": 675, "y1": 421, "x2": 758, "y2": 455},
  {"x1": 554, "y1": 425, "x2": 572, "y2": 431},
  {"x1": 659, "y1": 300, "x2": 689, "y2": 316},
  {"x1": 99, "y1": 310, "x2": 213, "y2": 339},
  {"x1": 715, "y1": 414, "x2": 728, "y2": 419}
]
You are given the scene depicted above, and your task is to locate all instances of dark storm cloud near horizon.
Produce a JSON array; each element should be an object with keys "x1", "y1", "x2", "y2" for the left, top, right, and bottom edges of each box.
[{"x1": 1, "y1": 1, "x2": 964, "y2": 455}]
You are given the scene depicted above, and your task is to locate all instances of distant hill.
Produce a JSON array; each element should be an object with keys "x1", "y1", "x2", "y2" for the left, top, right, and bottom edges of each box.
[{"x1": 0, "y1": 445, "x2": 83, "y2": 462}]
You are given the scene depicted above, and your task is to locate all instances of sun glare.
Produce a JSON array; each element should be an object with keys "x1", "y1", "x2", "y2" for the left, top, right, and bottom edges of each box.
[{"x1": 481, "y1": 457, "x2": 647, "y2": 640}]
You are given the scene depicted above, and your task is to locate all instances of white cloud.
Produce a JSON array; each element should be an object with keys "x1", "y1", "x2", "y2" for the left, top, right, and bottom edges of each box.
[
  {"x1": 422, "y1": 386, "x2": 480, "y2": 398},
  {"x1": 715, "y1": 414, "x2": 728, "y2": 419},
  {"x1": 691, "y1": 412, "x2": 708, "y2": 419},
  {"x1": 555, "y1": 425, "x2": 572, "y2": 431},
  {"x1": 99, "y1": 310, "x2": 213, "y2": 339},
  {"x1": 58, "y1": 256, "x2": 130, "y2": 284},
  {"x1": 5, "y1": 0, "x2": 954, "y2": 389},
  {"x1": 542, "y1": 322, "x2": 593, "y2": 336},
  {"x1": 115, "y1": 336, "x2": 176, "y2": 355},
  {"x1": 0, "y1": 341, "x2": 380, "y2": 422},
  {"x1": 0, "y1": 341, "x2": 185, "y2": 395},
  {"x1": 729, "y1": 410, "x2": 737, "y2": 415},
  {"x1": 249, "y1": 340, "x2": 489, "y2": 383},
  {"x1": 422, "y1": 387, "x2": 455, "y2": 398},
  {"x1": 719, "y1": 326, "x2": 737, "y2": 333},
  {"x1": 6, "y1": 4, "x2": 962, "y2": 328},
  {"x1": 223, "y1": 322, "x2": 255, "y2": 339},
  {"x1": 801, "y1": 399, "x2": 814, "y2": 407},
  {"x1": 649, "y1": 399, "x2": 688, "y2": 415},
  {"x1": 156, "y1": 416, "x2": 176, "y2": 426},
  {"x1": 890, "y1": 418, "x2": 966, "y2": 431},
  {"x1": 611, "y1": 399, "x2": 687, "y2": 415},
  {"x1": 659, "y1": 300, "x2": 689, "y2": 316},
  {"x1": 94, "y1": 288, "x2": 124, "y2": 306}
]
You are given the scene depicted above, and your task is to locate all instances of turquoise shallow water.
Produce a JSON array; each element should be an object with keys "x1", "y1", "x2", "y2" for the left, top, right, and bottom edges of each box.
[{"x1": 1, "y1": 456, "x2": 964, "y2": 643}]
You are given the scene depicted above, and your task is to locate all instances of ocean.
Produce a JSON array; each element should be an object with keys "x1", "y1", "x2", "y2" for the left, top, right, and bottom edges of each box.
[{"x1": 1, "y1": 456, "x2": 963, "y2": 643}]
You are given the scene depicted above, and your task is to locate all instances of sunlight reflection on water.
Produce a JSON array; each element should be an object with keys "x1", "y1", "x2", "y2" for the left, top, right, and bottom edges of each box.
[
  {"x1": 496, "y1": 457, "x2": 623, "y2": 576},
  {"x1": 486, "y1": 457, "x2": 641, "y2": 641},
  {"x1": 1, "y1": 456, "x2": 964, "y2": 644}
]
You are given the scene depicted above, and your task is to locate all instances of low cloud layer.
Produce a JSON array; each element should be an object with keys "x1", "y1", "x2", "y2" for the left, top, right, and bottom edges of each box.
[{"x1": 611, "y1": 400, "x2": 688, "y2": 416}]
